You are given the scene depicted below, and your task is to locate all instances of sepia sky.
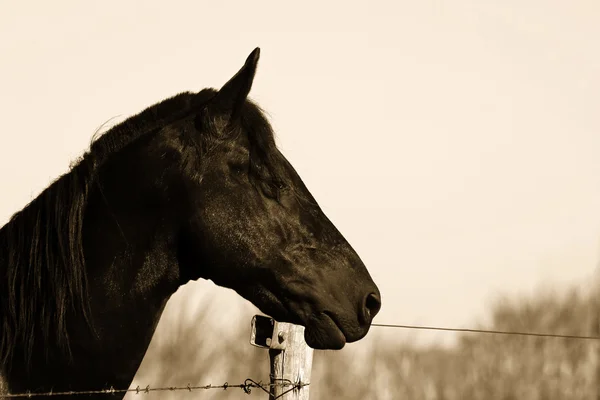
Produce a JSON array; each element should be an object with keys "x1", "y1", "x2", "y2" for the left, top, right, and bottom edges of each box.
[{"x1": 1, "y1": 0, "x2": 599, "y2": 347}]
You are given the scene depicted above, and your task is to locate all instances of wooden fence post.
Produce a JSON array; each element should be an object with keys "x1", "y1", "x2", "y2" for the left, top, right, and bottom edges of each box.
[{"x1": 251, "y1": 315, "x2": 314, "y2": 399}]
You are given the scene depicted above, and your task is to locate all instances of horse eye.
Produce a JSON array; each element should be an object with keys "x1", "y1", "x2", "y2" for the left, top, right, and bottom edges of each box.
[
  {"x1": 274, "y1": 181, "x2": 288, "y2": 193},
  {"x1": 229, "y1": 162, "x2": 246, "y2": 174}
]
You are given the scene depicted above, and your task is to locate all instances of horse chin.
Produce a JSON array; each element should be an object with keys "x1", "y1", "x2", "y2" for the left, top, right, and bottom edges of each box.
[
  {"x1": 303, "y1": 312, "x2": 347, "y2": 350},
  {"x1": 238, "y1": 286, "x2": 349, "y2": 350}
]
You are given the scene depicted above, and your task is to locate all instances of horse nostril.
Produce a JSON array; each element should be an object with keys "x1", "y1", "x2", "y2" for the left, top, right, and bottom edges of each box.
[{"x1": 362, "y1": 292, "x2": 382, "y2": 323}]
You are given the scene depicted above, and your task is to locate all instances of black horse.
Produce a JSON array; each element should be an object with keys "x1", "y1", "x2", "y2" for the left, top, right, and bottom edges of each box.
[{"x1": 0, "y1": 48, "x2": 381, "y2": 398}]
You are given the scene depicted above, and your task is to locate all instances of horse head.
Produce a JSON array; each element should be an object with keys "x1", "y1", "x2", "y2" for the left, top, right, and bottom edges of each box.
[{"x1": 175, "y1": 49, "x2": 381, "y2": 349}]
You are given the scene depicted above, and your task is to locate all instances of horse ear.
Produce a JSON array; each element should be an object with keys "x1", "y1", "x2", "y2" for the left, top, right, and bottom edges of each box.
[{"x1": 212, "y1": 47, "x2": 260, "y2": 120}]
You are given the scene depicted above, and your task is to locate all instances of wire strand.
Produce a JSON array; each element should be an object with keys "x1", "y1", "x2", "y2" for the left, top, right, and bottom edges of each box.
[
  {"x1": 371, "y1": 323, "x2": 600, "y2": 340},
  {"x1": 0, "y1": 380, "x2": 309, "y2": 399}
]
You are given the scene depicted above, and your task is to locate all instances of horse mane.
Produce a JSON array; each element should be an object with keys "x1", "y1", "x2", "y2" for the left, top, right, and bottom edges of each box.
[{"x1": 0, "y1": 88, "x2": 286, "y2": 368}]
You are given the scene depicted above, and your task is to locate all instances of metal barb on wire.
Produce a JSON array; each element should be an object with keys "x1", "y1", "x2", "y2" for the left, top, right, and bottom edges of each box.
[
  {"x1": 372, "y1": 323, "x2": 600, "y2": 340},
  {"x1": 0, "y1": 379, "x2": 307, "y2": 399},
  {"x1": 266, "y1": 378, "x2": 310, "y2": 399},
  {"x1": 273, "y1": 379, "x2": 309, "y2": 400}
]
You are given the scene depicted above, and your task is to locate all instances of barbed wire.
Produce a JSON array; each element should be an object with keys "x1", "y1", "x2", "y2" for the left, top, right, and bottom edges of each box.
[
  {"x1": 2, "y1": 323, "x2": 596, "y2": 398},
  {"x1": 372, "y1": 323, "x2": 600, "y2": 340},
  {"x1": 0, "y1": 379, "x2": 308, "y2": 399}
]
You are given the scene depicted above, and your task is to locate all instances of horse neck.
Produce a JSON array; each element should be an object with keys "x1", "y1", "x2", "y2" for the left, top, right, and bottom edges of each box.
[
  {"x1": 82, "y1": 137, "x2": 184, "y2": 330},
  {"x1": 57, "y1": 141, "x2": 184, "y2": 392},
  {"x1": 1, "y1": 150, "x2": 184, "y2": 396}
]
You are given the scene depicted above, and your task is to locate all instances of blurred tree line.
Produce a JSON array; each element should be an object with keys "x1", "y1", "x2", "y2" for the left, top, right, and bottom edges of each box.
[{"x1": 128, "y1": 283, "x2": 599, "y2": 400}]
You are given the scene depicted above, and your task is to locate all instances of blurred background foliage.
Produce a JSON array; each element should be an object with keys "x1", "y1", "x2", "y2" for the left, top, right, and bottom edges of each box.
[{"x1": 127, "y1": 281, "x2": 598, "y2": 400}]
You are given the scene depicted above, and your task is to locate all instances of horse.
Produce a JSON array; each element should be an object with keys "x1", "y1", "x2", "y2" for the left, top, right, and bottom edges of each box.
[{"x1": 0, "y1": 48, "x2": 381, "y2": 399}]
